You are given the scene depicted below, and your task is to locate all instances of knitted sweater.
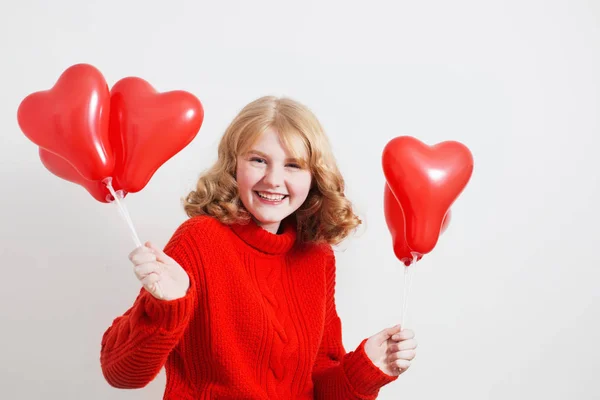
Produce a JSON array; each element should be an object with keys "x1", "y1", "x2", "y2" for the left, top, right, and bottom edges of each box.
[{"x1": 100, "y1": 215, "x2": 397, "y2": 399}]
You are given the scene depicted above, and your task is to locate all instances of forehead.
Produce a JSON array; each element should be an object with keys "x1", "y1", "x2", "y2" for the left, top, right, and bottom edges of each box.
[{"x1": 245, "y1": 127, "x2": 308, "y2": 159}]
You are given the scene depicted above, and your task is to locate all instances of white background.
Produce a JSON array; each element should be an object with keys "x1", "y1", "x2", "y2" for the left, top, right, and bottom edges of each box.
[{"x1": 1, "y1": 0, "x2": 598, "y2": 399}]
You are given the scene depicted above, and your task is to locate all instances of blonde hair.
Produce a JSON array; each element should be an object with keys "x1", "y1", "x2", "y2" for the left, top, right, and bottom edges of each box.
[{"x1": 184, "y1": 96, "x2": 361, "y2": 245}]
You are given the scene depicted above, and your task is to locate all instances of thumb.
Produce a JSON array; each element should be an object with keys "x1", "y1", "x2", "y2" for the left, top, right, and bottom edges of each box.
[
  {"x1": 376, "y1": 324, "x2": 402, "y2": 345},
  {"x1": 146, "y1": 241, "x2": 174, "y2": 264}
]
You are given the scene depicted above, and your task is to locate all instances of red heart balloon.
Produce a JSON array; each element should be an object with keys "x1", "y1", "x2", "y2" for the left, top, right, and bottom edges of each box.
[
  {"x1": 39, "y1": 148, "x2": 125, "y2": 203},
  {"x1": 17, "y1": 64, "x2": 114, "y2": 181},
  {"x1": 382, "y1": 136, "x2": 473, "y2": 255},
  {"x1": 109, "y1": 77, "x2": 204, "y2": 193},
  {"x1": 383, "y1": 183, "x2": 451, "y2": 266}
]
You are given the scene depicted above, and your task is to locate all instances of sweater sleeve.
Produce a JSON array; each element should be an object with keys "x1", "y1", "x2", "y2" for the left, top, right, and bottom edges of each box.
[
  {"x1": 312, "y1": 249, "x2": 397, "y2": 399},
  {"x1": 100, "y1": 220, "x2": 199, "y2": 389}
]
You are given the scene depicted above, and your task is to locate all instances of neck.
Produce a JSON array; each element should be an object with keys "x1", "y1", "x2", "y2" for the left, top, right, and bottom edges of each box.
[{"x1": 254, "y1": 218, "x2": 281, "y2": 234}]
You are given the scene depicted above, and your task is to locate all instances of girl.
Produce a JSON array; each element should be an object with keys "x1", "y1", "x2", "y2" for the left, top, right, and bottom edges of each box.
[{"x1": 100, "y1": 96, "x2": 417, "y2": 399}]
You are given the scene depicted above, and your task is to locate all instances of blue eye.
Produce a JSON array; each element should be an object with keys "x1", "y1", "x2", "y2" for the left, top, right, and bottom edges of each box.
[
  {"x1": 286, "y1": 163, "x2": 301, "y2": 169},
  {"x1": 250, "y1": 157, "x2": 266, "y2": 164}
]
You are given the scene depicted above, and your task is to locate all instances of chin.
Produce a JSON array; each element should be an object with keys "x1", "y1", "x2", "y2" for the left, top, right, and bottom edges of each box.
[
  {"x1": 251, "y1": 209, "x2": 292, "y2": 224},
  {"x1": 253, "y1": 213, "x2": 285, "y2": 225}
]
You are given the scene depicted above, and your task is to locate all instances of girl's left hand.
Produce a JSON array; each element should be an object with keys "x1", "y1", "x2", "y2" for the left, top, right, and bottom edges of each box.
[{"x1": 364, "y1": 325, "x2": 417, "y2": 376}]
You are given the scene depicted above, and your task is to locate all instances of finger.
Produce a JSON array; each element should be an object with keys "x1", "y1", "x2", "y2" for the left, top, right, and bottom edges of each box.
[
  {"x1": 128, "y1": 246, "x2": 143, "y2": 261},
  {"x1": 387, "y1": 350, "x2": 416, "y2": 362},
  {"x1": 398, "y1": 338, "x2": 418, "y2": 351},
  {"x1": 152, "y1": 282, "x2": 164, "y2": 299},
  {"x1": 128, "y1": 245, "x2": 154, "y2": 260},
  {"x1": 146, "y1": 241, "x2": 174, "y2": 264},
  {"x1": 391, "y1": 329, "x2": 415, "y2": 342},
  {"x1": 393, "y1": 359, "x2": 411, "y2": 371},
  {"x1": 130, "y1": 251, "x2": 157, "y2": 266},
  {"x1": 134, "y1": 262, "x2": 161, "y2": 280},
  {"x1": 141, "y1": 272, "x2": 161, "y2": 288},
  {"x1": 387, "y1": 342, "x2": 401, "y2": 353},
  {"x1": 376, "y1": 324, "x2": 401, "y2": 345}
]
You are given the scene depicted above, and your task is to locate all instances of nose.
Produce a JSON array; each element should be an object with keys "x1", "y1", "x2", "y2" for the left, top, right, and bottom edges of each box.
[{"x1": 263, "y1": 165, "x2": 284, "y2": 189}]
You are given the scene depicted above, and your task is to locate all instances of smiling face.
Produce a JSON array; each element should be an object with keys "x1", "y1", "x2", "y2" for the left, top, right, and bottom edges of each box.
[{"x1": 236, "y1": 127, "x2": 312, "y2": 234}]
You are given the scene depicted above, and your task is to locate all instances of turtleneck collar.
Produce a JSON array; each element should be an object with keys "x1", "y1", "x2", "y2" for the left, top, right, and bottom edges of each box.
[{"x1": 229, "y1": 216, "x2": 297, "y2": 255}]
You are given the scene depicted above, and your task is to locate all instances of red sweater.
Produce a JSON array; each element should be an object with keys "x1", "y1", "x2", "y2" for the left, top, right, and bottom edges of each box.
[{"x1": 100, "y1": 215, "x2": 396, "y2": 399}]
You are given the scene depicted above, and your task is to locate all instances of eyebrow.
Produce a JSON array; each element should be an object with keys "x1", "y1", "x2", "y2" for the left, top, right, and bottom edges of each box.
[{"x1": 246, "y1": 150, "x2": 269, "y2": 158}]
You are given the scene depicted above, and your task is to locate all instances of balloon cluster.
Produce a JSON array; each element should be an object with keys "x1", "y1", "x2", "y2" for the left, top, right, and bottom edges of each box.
[
  {"x1": 17, "y1": 63, "x2": 204, "y2": 203},
  {"x1": 382, "y1": 136, "x2": 474, "y2": 266}
]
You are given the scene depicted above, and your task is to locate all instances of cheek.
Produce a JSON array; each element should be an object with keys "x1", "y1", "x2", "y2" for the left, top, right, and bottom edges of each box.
[
  {"x1": 289, "y1": 173, "x2": 313, "y2": 200},
  {"x1": 236, "y1": 166, "x2": 259, "y2": 192}
]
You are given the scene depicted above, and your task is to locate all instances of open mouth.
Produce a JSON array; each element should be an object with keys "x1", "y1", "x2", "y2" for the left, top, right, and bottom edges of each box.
[{"x1": 254, "y1": 191, "x2": 288, "y2": 202}]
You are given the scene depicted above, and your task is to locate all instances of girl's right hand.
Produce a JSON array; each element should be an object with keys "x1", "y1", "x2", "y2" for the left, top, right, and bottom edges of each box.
[{"x1": 128, "y1": 241, "x2": 190, "y2": 301}]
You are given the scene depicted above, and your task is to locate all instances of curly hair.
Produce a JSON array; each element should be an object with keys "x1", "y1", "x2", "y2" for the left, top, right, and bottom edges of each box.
[{"x1": 183, "y1": 96, "x2": 361, "y2": 245}]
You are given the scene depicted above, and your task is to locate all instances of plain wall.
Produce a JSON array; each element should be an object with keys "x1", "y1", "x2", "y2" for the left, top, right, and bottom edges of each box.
[{"x1": 1, "y1": 0, "x2": 599, "y2": 399}]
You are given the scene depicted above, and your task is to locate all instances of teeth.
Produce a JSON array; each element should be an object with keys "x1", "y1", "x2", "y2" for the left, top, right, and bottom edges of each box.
[{"x1": 257, "y1": 192, "x2": 285, "y2": 201}]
